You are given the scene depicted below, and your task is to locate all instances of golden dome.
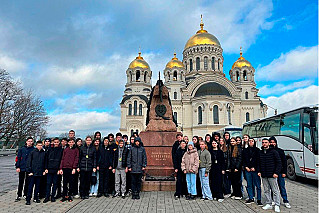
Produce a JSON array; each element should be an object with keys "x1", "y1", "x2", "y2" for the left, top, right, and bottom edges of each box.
[
  {"x1": 128, "y1": 52, "x2": 150, "y2": 69},
  {"x1": 232, "y1": 47, "x2": 252, "y2": 69},
  {"x1": 166, "y1": 53, "x2": 184, "y2": 68},
  {"x1": 184, "y1": 15, "x2": 221, "y2": 49}
]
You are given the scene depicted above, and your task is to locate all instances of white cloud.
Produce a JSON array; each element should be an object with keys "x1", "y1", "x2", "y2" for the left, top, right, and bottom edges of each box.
[
  {"x1": 0, "y1": 54, "x2": 27, "y2": 72},
  {"x1": 259, "y1": 80, "x2": 313, "y2": 96},
  {"x1": 47, "y1": 111, "x2": 120, "y2": 138},
  {"x1": 256, "y1": 46, "x2": 318, "y2": 81},
  {"x1": 262, "y1": 85, "x2": 318, "y2": 116}
]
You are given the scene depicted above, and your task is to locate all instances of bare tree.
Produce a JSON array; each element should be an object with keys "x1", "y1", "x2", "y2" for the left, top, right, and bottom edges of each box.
[{"x1": 0, "y1": 69, "x2": 49, "y2": 148}]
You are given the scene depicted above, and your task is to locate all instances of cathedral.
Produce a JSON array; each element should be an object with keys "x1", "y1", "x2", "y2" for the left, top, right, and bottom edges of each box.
[{"x1": 119, "y1": 17, "x2": 267, "y2": 137}]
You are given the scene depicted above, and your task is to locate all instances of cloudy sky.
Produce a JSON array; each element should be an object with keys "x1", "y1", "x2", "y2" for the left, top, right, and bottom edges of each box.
[{"x1": 0, "y1": 0, "x2": 317, "y2": 137}]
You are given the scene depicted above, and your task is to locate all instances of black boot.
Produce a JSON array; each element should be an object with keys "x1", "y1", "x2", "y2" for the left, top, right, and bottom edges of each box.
[
  {"x1": 43, "y1": 197, "x2": 50, "y2": 203},
  {"x1": 186, "y1": 194, "x2": 191, "y2": 200},
  {"x1": 136, "y1": 193, "x2": 140, "y2": 200}
]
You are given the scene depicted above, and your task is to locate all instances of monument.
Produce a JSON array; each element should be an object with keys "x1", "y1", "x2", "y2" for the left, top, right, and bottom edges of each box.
[{"x1": 140, "y1": 74, "x2": 179, "y2": 191}]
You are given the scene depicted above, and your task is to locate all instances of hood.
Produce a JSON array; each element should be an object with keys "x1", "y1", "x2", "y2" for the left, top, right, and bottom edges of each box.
[
  {"x1": 269, "y1": 136, "x2": 278, "y2": 148},
  {"x1": 133, "y1": 137, "x2": 142, "y2": 147},
  {"x1": 187, "y1": 148, "x2": 197, "y2": 154}
]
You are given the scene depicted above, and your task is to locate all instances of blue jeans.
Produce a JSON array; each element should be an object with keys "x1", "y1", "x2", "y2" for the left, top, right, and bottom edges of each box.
[
  {"x1": 277, "y1": 175, "x2": 289, "y2": 203},
  {"x1": 186, "y1": 173, "x2": 197, "y2": 195},
  {"x1": 90, "y1": 171, "x2": 99, "y2": 195},
  {"x1": 27, "y1": 176, "x2": 41, "y2": 201},
  {"x1": 198, "y1": 168, "x2": 212, "y2": 199},
  {"x1": 245, "y1": 170, "x2": 261, "y2": 200}
]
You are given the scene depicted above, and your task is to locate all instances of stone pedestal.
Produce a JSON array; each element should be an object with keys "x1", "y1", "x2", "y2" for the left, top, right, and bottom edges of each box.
[{"x1": 139, "y1": 131, "x2": 179, "y2": 191}]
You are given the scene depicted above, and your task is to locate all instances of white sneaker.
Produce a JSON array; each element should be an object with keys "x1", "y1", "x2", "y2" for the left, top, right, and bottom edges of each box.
[
  {"x1": 272, "y1": 201, "x2": 275, "y2": 206},
  {"x1": 234, "y1": 197, "x2": 242, "y2": 200},
  {"x1": 218, "y1": 199, "x2": 224, "y2": 202},
  {"x1": 224, "y1": 194, "x2": 231, "y2": 198},
  {"x1": 230, "y1": 196, "x2": 235, "y2": 199},
  {"x1": 284, "y1": 203, "x2": 291, "y2": 209},
  {"x1": 89, "y1": 193, "x2": 93, "y2": 197},
  {"x1": 275, "y1": 205, "x2": 281, "y2": 212},
  {"x1": 74, "y1": 195, "x2": 80, "y2": 199},
  {"x1": 262, "y1": 204, "x2": 273, "y2": 210}
]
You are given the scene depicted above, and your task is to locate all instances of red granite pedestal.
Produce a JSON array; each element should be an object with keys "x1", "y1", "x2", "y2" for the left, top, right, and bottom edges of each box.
[{"x1": 139, "y1": 131, "x2": 179, "y2": 191}]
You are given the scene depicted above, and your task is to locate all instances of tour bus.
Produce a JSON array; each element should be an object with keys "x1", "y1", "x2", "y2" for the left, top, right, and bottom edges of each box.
[
  {"x1": 242, "y1": 105, "x2": 318, "y2": 180},
  {"x1": 217, "y1": 125, "x2": 242, "y2": 138}
]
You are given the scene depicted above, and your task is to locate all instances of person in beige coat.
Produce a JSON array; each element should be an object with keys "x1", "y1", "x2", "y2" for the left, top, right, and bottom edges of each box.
[{"x1": 181, "y1": 141, "x2": 199, "y2": 200}]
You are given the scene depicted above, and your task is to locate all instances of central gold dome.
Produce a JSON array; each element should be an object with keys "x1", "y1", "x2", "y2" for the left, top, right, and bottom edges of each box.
[
  {"x1": 166, "y1": 53, "x2": 184, "y2": 68},
  {"x1": 128, "y1": 52, "x2": 150, "y2": 69},
  {"x1": 184, "y1": 16, "x2": 221, "y2": 49}
]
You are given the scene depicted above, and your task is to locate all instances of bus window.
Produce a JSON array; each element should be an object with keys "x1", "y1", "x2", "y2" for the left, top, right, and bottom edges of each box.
[
  {"x1": 257, "y1": 123, "x2": 267, "y2": 137},
  {"x1": 266, "y1": 118, "x2": 280, "y2": 136},
  {"x1": 303, "y1": 113, "x2": 310, "y2": 125},
  {"x1": 304, "y1": 126, "x2": 312, "y2": 152},
  {"x1": 280, "y1": 113, "x2": 300, "y2": 140}
]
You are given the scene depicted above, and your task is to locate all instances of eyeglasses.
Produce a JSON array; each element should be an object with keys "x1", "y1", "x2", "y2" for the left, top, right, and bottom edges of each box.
[{"x1": 262, "y1": 142, "x2": 268, "y2": 144}]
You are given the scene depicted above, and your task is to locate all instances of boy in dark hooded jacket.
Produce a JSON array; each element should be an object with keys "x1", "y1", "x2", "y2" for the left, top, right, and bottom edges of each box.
[
  {"x1": 43, "y1": 138, "x2": 63, "y2": 203},
  {"x1": 97, "y1": 137, "x2": 113, "y2": 197},
  {"x1": 15, "y1": 137, "x2": 35, "y2": 202},
  {"x1": 127, "y1": 137, "x2": 147, "y2": 200},
  {"x1": 77, "y1": 136, "x2": 96, "y2": 199},
  {"x1": 269, "y1": 136, "x2": 291, "y2": 209},
  {"x1": 26, "y1": 141, "x2": 46, "y2": 205}
]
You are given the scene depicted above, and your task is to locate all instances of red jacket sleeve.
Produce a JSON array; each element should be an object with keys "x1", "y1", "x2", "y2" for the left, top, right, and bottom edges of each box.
[
  {"x1": 60, "y1": 149, "x2": 66, "y2": 170},
  {"x1": 73, "y1": 149, "x2": 79, "y2": 169}
]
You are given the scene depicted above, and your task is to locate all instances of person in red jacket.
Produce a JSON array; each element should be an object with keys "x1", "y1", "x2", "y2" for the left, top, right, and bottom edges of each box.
[{"x1": 59, "y1": 138, "x2": 79, "y2": 202}]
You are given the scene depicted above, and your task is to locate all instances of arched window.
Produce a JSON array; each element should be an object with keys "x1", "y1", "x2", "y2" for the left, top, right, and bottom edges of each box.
[
  {"x1": 173, "y1": 71, "x2": 177, "y2": 81},
  {"x1": 213, "y1": 105, "x2": 219, "y2": 124},
  {"x1": 243, "y1": 70, "x2": 247, "y2": 81},
  {"x1": 246, "y1": 112, "x2": 250, "y2": 122},
  {"x1": 245, "y1": 91, "x2": 249, "y2": 99},
  {"x1": 139, "y1": 104, "x2": 142, "y2": 116},
  {"x1": 212, "y1": 57, "x2": 215, "y2": 70},
  {"x1": 174, "y1": 92, "x2": 177, "y2": 100},
  {"x1": 133, "y1": 101, "x2": 137, "y2": 115},
  {"x1": 204, "y1": 56, "x2": 208, "y2": 70},
  {"x1": 218, "y1": 59, "x2": 220, "y2": 70},
  {"x1": 173, "y1": 112, "x2": 177, "y2": 123},
  {"x1": 130, "y1": 72, "x2": 132, "y2": 82},
  {"x1": 136, "y1": 70, "x2": 140, "y2": 81},
  {"x1": 185, "y1": 62, "x2": 187, "y2": 70},
  {"x1": 227, "y1": 105, "x2": 232, "y2": 125},
  {"x1": 196, "y1": 57, "x2": 200, "y2": 71},
  {"x1": 144, "y1": 71, "x2": 147, "y2": 82},
  {"x1": 198, "y1": 106, "x2": 202, "y2": 124},
  {"x1": 168, "y1": 72, "x2": 170, "y2": 80},
  {"x1": 236, "y1": 71, "x2": 240, "y2": 81},
  {"x1": 189, "y1": 59, "x2": 193, "y2": 71},
  {"x1": 136, "y1": 129, "x2": 139, "y2": 135},
  {"x1": 128, "y1": 104, "x2": 132, "y2": 115}
]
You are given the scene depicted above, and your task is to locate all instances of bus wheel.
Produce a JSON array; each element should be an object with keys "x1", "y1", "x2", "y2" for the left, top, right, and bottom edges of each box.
[{"x1": 287, "y1": 158, "x2": 296, "y2": 181}]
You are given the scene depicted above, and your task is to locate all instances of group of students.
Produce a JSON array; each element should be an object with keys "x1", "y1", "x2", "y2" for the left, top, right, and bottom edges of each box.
[
  {"x1": 172, "y1": 132, "x2": 291, "y2": 213},
  {"x1": 15, "y1": 130, "x2": 147, "y2": 205}
]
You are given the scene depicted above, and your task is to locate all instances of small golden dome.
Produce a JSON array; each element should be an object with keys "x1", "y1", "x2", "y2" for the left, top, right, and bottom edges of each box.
[
  {"x1": 184, "y1": 15, "x2": 221, "y2": 49},
  {"x1": 128, "y1": 52, "x2": 150, "y2": 69},
  {"x1": 232, "y1": 47, "x2": 252, "y2": 69},
  {"x1": 166, "y1": 53, "x2": 184, "y2": 68}
]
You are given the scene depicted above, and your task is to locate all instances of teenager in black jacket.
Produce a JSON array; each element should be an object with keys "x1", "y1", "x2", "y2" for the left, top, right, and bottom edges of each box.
[
  {"x1": 172, "y1": 133, "x2": 183, "y2": 164},
  {"x1": 209, "y1": 141, "x2": 225, "y2": 201},
  {"x1": 227, "y1": 137, "x2": 242, "y2": 199},
  {"x1": 258, "y1": 138, "x2": 282, "y2": 212},
  {"x1": 113, "y1": 139, "x2": 129, "y2": 198},
  {"x1": 173, "y1": 140, "x2": 187, "y2": 199},
  {"x1": 242, "y1": 138, "x2": 262, "y2": 205},
  {"x1": 26, "y1": 141, "x2": 46, "y2": 205},
  {"x1": 269, "y1": 136, "x2": 291, "y2": 209},
  {"x1": 43, "y1": 138, "x2": 63, "y2": 203},
  {"x1": 97, "y1": 137, "x2": 113, "y2": 197},
  {"x1": 78, "y1": 136, "x2": 97, "y2": 199},
  {"x1": 15, "y1": 137, "x2": 35, "y2": 202}
]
